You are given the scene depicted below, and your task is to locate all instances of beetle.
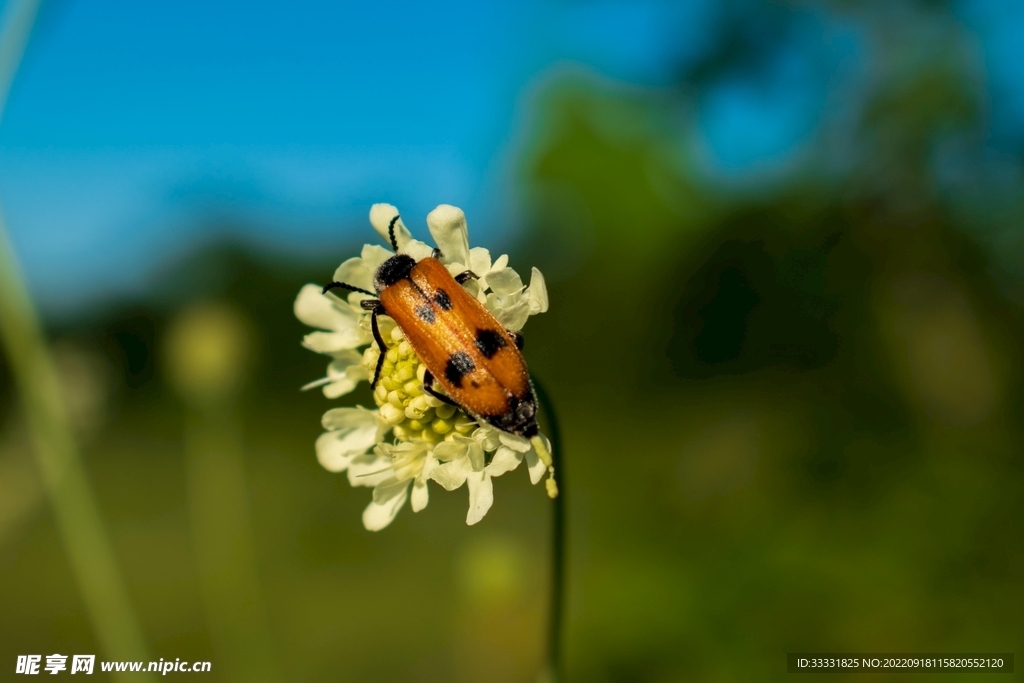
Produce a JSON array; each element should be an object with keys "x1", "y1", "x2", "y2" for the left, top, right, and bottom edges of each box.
[{"x1": 322, "y1": 214, "x2": 547, "y2": 449}]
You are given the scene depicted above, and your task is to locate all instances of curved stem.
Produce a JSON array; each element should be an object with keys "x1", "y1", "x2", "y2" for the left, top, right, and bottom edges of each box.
[{"x1": 533, "y1": 378, "x2": 564, "y2": 682}]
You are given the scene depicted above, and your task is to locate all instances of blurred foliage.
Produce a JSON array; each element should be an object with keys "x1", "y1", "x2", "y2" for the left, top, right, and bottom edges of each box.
[
  {"x1": 516, "y1": 2, "x2": 1024, "y2": 681},
  {"x1": 2, "y1": 1, "x2": 1024, "y2": 681}
]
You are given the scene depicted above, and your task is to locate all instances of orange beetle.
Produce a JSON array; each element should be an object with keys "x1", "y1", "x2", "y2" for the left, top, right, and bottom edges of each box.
[{"x1": 323, "y1": 215, "x2": 541, "y2": 441}]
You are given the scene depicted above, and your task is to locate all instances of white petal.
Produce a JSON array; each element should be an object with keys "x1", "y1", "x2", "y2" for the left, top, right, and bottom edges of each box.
[
  {"x1": 302, "y1": 348, "x2": 362, "y2": 392},
  {"x1": 341, "y1": 363, "x2": 370, "y2": 386},
  {"x1": 467, "y1": 441, "x2": 486, "y2": 471},
  {"x1": 445, "y1": 261, "x2": 470, "y2": 277},
  {"x1": 498, "y1": 430, "x2": 531, "y2": 453},
  {"x1": 528, "y1": 267, "x2": 549, "y2": 314},
  {"x1": 295, "y1": 284, "x2": 357, "y2": 331},
  {"x1": 459, "y1": 278, "x2": 483, "y2": 301},
  {"x1": 315, "y1": 409, "x2": 381, "y2": 473},
  {"x1": 429, "y1": 457, "x2": 472, "y2": 491},
  {"x1": 346, "y1": 291, "x2": 376, "y2": 308},
  {"x1": 372, "y1": 477, "x2": 407, "y2": 504},
  {"x1": 485, "y1": 288, "x2": 516, "y2": 307},
  {"x1": 348, "y1": 453, "x2": 394, "y2": 488},
  {"x1": 411, "y1": 478, "x2": 429, "y2": 512},
  {"x1": 421, "y1": 454, "x2": 438, "y2": 480},
  {"x1": 465, "y1": 471, "x2": 494, "y2": 525},
  {"x1": 375, "y1": 315, "x2": 397, "y2": 340},
  {"x1": 332, "y1": 257, "x2": 375, "y2": 294},
  {"x1": 468, "y1": 247, "x2": 492, "y2": 275},
  {"x1": 362, "y1": 480, "x2": 410, "y2": 531},
  {"x1": 369, "y1": 204, "x2": 414, "y2": 250},
  {"x1": 313, "y1": 352, "x2": 368, "y2": 397},
  {"x1": 387, "y1": 441, "x2": 429, "y2": 481},
  {"x1": 302, "y1": 328, "x2": 366, "y2": 353},
  {"x1": 426, "y1": 204, "x2": 471, "y2": 266},
  {"x1": 322, "y1": 405, "x2": 378, "y2": 431},
  {"x1": 315, "y1": 425, "x2": 373, "y2": 473},
  {"x1": 404, "y1": 239, "x2": 435, "y2": 261},
  {"x1": 433, "y1": 439, "x2": 469, "y2": 463},
  {"x1": 472, "y1": 425, "x2": 503, "y2": 452},
  {"x1": 323, "y1": 379, "x2": 357, "y2": 399},
  {"x1": 523, "y1": 433, "x2": 551, "y2": 485},
  {"x1": 329, "y1": 348, "x2": 364, "y2": 366},
  {"x1": 486, "y1": 446, "x2": 523, "y2": 477},
  {"x1": 485, "y1": 268, "x2": 524, "y2": 297},
  {"x1": 494, "y1": 298, "x2": 531, "y2": 332},
  {"x1": 361, "y1": 244, "x2": 393, "y2": 271},
  {"x1": 525, "y1": 449, "x2": 546, "y2": 484},
  {"x1": 322, "y1": 362, "x2": 369, "y2": 398}
]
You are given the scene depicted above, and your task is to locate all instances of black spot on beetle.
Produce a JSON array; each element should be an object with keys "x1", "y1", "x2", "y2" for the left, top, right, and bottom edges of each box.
[
  {"x1": 415, "y1": 305, "x2": 436, "y2": 323},
  {"x1": 434, "y1": 289, "x2": 452, "y2": 310},
  {"x1": 445, "y1": 352, "x2": 475, "y2": 388},
  {"x1": 475, "y1": 329, "x2": 507, "y2": 359}
]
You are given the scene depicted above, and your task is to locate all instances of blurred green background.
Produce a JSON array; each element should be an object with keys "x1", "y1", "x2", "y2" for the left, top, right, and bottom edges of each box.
[{"x1": 2, "y1": 0, "x2": 1024, "y2": 681}]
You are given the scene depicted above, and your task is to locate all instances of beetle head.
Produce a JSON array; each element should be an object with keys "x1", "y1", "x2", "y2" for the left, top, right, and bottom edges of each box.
[{"x1": 374, "y1": 254, "x2": 417, "y2": 293}]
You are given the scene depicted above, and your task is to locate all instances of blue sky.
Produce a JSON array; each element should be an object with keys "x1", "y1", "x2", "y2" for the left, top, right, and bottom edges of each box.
[
  {"x1": 0, "y1": 0, "x2": 1022, "y2": 317},
  {"x1": 0, "y1": 0, "x2": 708, "y2": 315}
]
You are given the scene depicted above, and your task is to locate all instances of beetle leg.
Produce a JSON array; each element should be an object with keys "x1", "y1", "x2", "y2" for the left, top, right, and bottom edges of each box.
[
  {"x1": 508, "y1": 330, "x2": 524, "y2": 350},
  {"x1": 431, "y1": 247, "x2": 442, "y2": 260},
  {"x1": 422, "y1": 370, "x2": 459, "y2": 407},
  {"x1": 454, "y1": 270, "x2": 478, "y2": 284},
  {"x1": 370, "y1": 305, "x2": 388, "y2": 390},
  {"x1": 360, "y1": 298, "x2": 381, "y2": 310}
]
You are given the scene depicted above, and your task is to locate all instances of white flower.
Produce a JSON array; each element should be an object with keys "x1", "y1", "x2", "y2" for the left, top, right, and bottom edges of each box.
[
  {"x1": 293, "y1": 285, "x2": 371, "y2": 398},
  {"x1": 431, "y1": 427, "x2": 551, "y2": 524},
  {"x1": 295, "y1": 203, "x2": 551, "y2": 530}
]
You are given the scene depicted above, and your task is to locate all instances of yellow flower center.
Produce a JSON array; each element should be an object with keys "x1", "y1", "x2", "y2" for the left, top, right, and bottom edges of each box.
[{"x1": 363, "y1": 324, "x2": 476, "y2": 444}]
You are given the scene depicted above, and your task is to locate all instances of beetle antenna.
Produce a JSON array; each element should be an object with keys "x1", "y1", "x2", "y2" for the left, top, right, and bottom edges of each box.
[
  {"x1": 388, "y1": 215, "x2": 400, "y2": 252},
  {"x1": 323, "y1": 281, "x2": 375, "y2": 296}
]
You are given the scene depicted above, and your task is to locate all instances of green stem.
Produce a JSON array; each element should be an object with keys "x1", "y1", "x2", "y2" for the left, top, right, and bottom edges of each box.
[
  {"x1": 534, "y1": 378, "x2": 565, "y2": 683},
  {"x1": 0, "y1": 216, "x2": 155, "y2": 679},
  {"x1": 0, "y1": 7, "x2": 153, "y2": 670}
]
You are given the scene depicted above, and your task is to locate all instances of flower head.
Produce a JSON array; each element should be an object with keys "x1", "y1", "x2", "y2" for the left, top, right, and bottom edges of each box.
[{"x1": 295, "y1": 204, "x2": 552, "y2": 530}]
